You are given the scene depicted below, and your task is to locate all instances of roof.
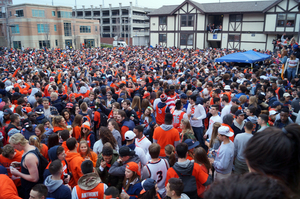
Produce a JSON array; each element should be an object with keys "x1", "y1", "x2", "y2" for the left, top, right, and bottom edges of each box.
[
  {"x1": 148, "y1": 5, "x2": 178, "y2": 15},
  {"x1": 199, "y1": 0, "x2": 279, "y2": 13},
  {"x1": 148, "y1": 0, "x2": 283, "y2": 16}
]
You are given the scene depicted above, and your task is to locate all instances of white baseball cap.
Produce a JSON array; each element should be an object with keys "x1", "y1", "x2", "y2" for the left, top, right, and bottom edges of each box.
[
  {"x1": 125, "y1": 131, "x2": 136, "y2": 140},
  {"x1": 218, "y1": 126, "x2": 234, "y2": 137}
]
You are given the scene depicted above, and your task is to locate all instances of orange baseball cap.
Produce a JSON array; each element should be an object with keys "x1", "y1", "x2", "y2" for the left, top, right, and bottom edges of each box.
[{"x1": 126, "y1": 162, "x2": 140, "y2": 176}]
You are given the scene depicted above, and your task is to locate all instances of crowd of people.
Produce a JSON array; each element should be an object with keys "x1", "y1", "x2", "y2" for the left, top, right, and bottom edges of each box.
[{"x1": 0, "y1": 44, "x2": 299, "y2": 199}]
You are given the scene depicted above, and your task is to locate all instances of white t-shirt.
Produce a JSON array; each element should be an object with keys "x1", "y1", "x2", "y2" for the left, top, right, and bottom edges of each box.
[
  {"x1": 221, "y1": 104, "x2": 232, "y2": 121},
  {"x1": 135, "y1": 135, "x2": 152, "y2": 155}
]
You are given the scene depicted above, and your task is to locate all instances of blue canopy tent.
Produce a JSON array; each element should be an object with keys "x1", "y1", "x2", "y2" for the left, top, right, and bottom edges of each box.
[{"x1": 215, "y1": 50, "x2": 271, "y2": 64}]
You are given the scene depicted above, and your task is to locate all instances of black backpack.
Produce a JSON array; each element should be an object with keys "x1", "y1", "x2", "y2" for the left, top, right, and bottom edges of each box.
[
  {"x1": 99, "y1": 111, "x2": 108, "y2": 127},
  {"x1": 173, "y1": 161, "x2": 198, "y2": 199}
]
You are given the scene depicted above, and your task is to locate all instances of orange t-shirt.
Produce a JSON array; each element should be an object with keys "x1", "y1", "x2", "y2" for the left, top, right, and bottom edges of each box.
[
  {"x1": 153, "y1": 127, "x2": 180, "y2": 157},
  {"x1": 0, "y1": 150, "x2": 23, "y2": 187}
]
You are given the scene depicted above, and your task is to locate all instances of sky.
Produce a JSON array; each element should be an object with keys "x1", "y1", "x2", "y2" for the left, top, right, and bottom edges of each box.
[{"x1": 13, "y1": 0, "x2": 265, "y2": 9}]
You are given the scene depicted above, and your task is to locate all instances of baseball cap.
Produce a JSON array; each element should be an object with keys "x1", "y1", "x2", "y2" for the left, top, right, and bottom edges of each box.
[
  {"x1": 283, "y1": 93, "x2": 290, "y2": 97},
  {"x1": 293, "y1": 44, "x2": 299, "y2": 49},
  {"x1": 180, "y1": 93, "x2": 187, "y2": 99},
  {"x1": 272, "y1": 101, "x2": 283, "y2": 107},
  {"x1": 125, "y1": 130, "x2": 136, "y2": 140},
  {"x1": 269, "y1": 110, "x2": 278, "y2": 116},
  {"x1": 192, "y1": 78, "x2": 197, "y2": 82},
  {"x1": 119, "y1": 146, "x2": 135, "y2": 157},
  {"x1": 231, "y1": 97, "x2": 240, "y2": 104},
  {"x1": 35, "y1": 107, "x2": 44, "y2": 115},
  {"x1": 224, "y1": 85, "x2": 231, "y2": 90},
  {"x1": 141, "y1": 178, "x2": 156, "y2": 191},
  {"x1": 184, "y1": 139, "x2": 200, "y2": 150},
  {"x1": 126, "y1": 162, "x2": 140, "y2": 176},
  {"x1": 160, "y1": 94, "x2": 167, "y2": 102},
  {"x1": 23, "y1": 120, "x2": 32, "y2": 128},
  {"x1": 218, "y1": 126, "x2": 234, "y2": 137},
  {"x1": 143, "y1": 92, "x2": 150, "y2": 99},
  {"x1": 66, "y1": 103, "x2": 74, "y2": 109},
  {"x1": 3, "y1": 109, "x2": 13, "y2": 115},
  {"x1": 235, "y1": 110, "x2": 245, "y2": 117}
]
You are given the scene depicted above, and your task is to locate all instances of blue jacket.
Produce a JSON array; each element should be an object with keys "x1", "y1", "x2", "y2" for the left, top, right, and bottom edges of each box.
[
  {"x1": 122, "y1": 120, "x2": 135, "y2": 131},
  {"x1": 36, "y1": 114, "x2": 46, "y2": 124},
  {"x1": 123, "y1": 179, "x2": 143, "y2": 199}
]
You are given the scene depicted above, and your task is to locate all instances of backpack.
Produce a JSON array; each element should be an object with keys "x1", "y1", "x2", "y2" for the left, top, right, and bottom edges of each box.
[
  {"x1": 173, "y1": 161, "x2": 198, "y2": 199},
  {"x1": 29, "y1": 148, "x2": 49, "y2": 183},
  {"x1": 99, "y1": 111, "x2": 108, "y2": 127}
]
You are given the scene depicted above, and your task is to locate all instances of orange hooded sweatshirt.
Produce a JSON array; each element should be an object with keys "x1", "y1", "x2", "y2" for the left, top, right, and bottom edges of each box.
[{"x1": 65, "y1": 152, "x2": 84, "y2": 188}]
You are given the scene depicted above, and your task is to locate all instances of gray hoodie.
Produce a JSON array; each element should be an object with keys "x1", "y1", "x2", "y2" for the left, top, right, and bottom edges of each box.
[
  {"x1": 160, "y1": 124, "x2": 174, "y2": 131},
  {"x1": 27, "y1": 88, "x2": 39, "y2": 106},
  {"x1": 44, "y1": 175, "x2": 63, "y2": 193}
]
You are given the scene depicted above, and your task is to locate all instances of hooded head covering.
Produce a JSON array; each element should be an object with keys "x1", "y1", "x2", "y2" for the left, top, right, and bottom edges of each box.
[{"x1": 48, "y1": 145, "x2": 59, "y2": 161}]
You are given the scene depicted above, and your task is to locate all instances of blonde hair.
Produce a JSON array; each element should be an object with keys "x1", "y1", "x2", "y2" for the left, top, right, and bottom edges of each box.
[
  {"x1": 9, "y1": 133, "x2": 28, "y2": 146},
  {"x1": 239, "y1": 95, "x2": 247, "y2": 104},
  {"x1": 131, "y1": 96, "x2": 141, "y2": 112},
  {"x1": 29, "y1": 135, "x2": 42, "y2": 151},
  {"x1": 52, "y1": 115, "x2": 67, "y2": 129},
  {"x1": 50, "y1": 92, "x2": 58, "y2": 100},
  {"x1": 249, "y1": 96, "x2": 258, "y2": 108},
  {"x1": 209, "y1": 122, "x2": 221, "y2": 148},
  {"x1": 181, "y1": 119, "x2": 194, "y2": 135}
]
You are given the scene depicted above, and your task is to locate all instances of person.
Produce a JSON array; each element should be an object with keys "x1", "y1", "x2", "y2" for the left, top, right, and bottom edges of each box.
[
  {"x1": 204, "y1": 173, "x2": 292, "y2": 199},
  {"x1": 6, "y1": 113, "x2": 20, "y2": 135},
  {"x1": 124, "y1": 130, "x2": 148, "y2": 166},
  {"x1": 65, "y1": 137, "x2": 84, "y2": 188},
  {"x1": 9, "y1": 133, "x2": 41, "y2": 199},
  {"x1": 245, "y1": 124, "x2": 300, "y2": 195},
  {"x1": 220, "y1": 95, "x2": 231, "y2": 120},
  {"x1": 108, "y1": 146, "x2": 141, "y2": 177},
  {"x1": 29, "y1": 135, "x2": 48, "y2": 160},
  {"x1": 104, "y1": 186, "x2": 120, "y2": 199},
  {"x1": 180, "y1": 119, "x2": 196, "y2": 142},
  {"x1": 234, "y1": 121, "x2": 253, "y2": 175},
  {"x1": 44, "y1": 159, "x2": 71, "y2": 199},
  {"x1": 133, "y1": 125, "x2": 151, "y2": 155},
  {"x1": 117, "y1": 110, "x2": 135, "y2": 142},
  {"x1": 34, "y1": 124, "x2": 47, "y2": 144},
  {"x1": 78, "y1": 121, "x2": 95, "y2": 150},
  {"x1": 186, "y1": 94, "x2": 207, "y2": 151},
  {"x1": 172, "y1": 99, "x2": 188, "y2": 133},
  {"x1": 166, "y1": 143, "x2": 212, "y2": 199},
  {"x1": 140, "y1": 107, "x2": 155, "y2": 133},
  {"x1": 108, "y1": 119, "x2": 122, "y2": 148},
  {"x1": 71, "y1": 115, "x2": 83, "y2": 140},
  {"x1": 184, "y1": 139, "x2": 199, "y2": 160},
  {"x1": 274, "y1": 107, "x2": 294, "y2": 129},
  {"x1": 93, "y1": 126, "x2": 118, "y2": 155},
  {"x1": 208, "y1": 126, "x2": 234, "y2": 181},
  {"x1": 257, "y1": 114, "x2": 269, "y2": 132},
  {"x1": 193, "y1": 147, "x2": 211, "y2": 198},
  {"x1": 52, "y1": 116, "x2": 67, "y2": 133},
  {"x1": 153, "y1": 113, "x2": 180, "y2": 157},
  {"x1": 59, "y1": 130, "x2": 70, "y2": 153},
  {"x1": 286, "y1": 53, "x2": 299, "y2": 81},
  {"x1": 231, "y1": 110, "x2": 245, "y2": 136},
  {"x1": 139, "y1": 178, "x2": 162, "y2": 199},
  {"x1": 29, "y1": 184, "x2": 48, "y2": 199},
  {"x1": 72, "y1": 160, "x2": 108, "y2": 199},
  {"x1": 95, "y1": 145, "x2": 123, "y2": 192},
  {"x1": 78, "y1": 140, "x2": 97, "y2": 167},
  {"x1": 141, "y1": 143, "x2": 169, "y2": 197},
  {"x1": 42, "y1": 98, "x2": 58, "y2": 122},
  {"x1": 164, "y1": 144, "x2": 176, "y2": 167},
  {"x1": 155, "y1": 94, "x2": 170, "y2": 125},
  {"x1": 120, "y1": 162, "x2": 143, "y2": 199},
  {"x1": 165, "y1": 178, "x2": 190, "y2": 199},
  {"x1": 0, "y1": 144, "x2": 23, "y2": 188},
  {"x1": 204, "y1": 105, "x2": 222, "y2": 140},
  {"x1": 43, "y1": 145, "x2": 70, "y2": 183},
  {"x1": 207, "y1": 122, "x2": 221, "y2": 150}
]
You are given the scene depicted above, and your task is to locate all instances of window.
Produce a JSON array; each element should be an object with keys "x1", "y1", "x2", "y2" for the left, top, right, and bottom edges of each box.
[
  {"x1": 37, "y1": 24, "x2": 49, "y2": 33},
  {"x1": 64, "y1": 23, "x2": 72, "y2": 36},
  {"x1": 277, "y1": 14, "x2": 285, "y2": 27},
  {"x1": 95, "y1": 26, "x2": 98, "y2": 32},
  {"x1": 228, "y1": 35, "x2": 240, "y2": 42},
  {"x1": 229, "y1": 14, "x2": 242, "y2": 22},
  {"x1": 286, "y1": 14, "x2": 295, "y2": 27},
  {"x1": 80, "y1": 26, "x2": 91, "y2": 33},
  {"x1": 57, "y1": 11, "x2": 72, "y2": 18},
  {"x1": 55, "y1": 40, "x2": 58, "y2": 46},
  {"x1": 39, "y1": 40, "x2": 50, "y2": 49},
  {"x1": 181, "y1": 15, "x2": 194, "y2": 27},
  {"x1": 159, "y1": 16, "x2": 167, "y2": 25},
  {"x1": 84, "y1": 39, "x2": 94, "y2": 47},
  {"x1": 13, "y1": 41, "x2": 21, "y2": 49},
  {"x1": 159, "y1": 34, "x2": 167, "y2": 42},
  {"x1": 32, "y1": 9, "x2": 45, "y2": 17},
  {"x1": 11, "y1": 25, "x2": 20, "y2": 34},
  {"x1": 52, "y1": 11, "x2": 55, "y2": 16},
  {"x1": 16, "y1": 10, "x2": 24, "y2": 17},
  {"x1": 54, "y1": 25, "x2": 57, "y2": 31},
  {"x1": 180, "y1": 33, "x2": 193, "y2": 45}
]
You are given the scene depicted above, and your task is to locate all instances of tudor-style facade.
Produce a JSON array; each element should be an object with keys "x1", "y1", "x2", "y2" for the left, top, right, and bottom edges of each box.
[{"x1": 148, "y1": 0, "x2": 300, "y2": 50}]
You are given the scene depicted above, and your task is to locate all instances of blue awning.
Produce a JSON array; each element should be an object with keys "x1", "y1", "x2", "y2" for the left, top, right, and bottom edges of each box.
[{"x1": 215, "y1": 50, "x2": 271, "y2": 63}]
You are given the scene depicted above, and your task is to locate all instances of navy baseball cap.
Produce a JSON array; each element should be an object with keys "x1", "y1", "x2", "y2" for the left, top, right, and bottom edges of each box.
[
  {"x1": 272, "y1": 101, "x2": 283, "y2": 107},
  {"x1": 180, "y1": 93, "x2": 187, "y2": 99}
]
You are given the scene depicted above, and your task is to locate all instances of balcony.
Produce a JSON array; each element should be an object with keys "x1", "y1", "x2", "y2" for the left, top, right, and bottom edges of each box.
[
  {"x1": 207, "y1": 32, "x2": 221, "y2": 41},
  {"x1": 133, "y1": 30, "x2": 149, "y2": 36},
  {"x1": 132, "y1": 22, "x2": 149, "y2": 28}
]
